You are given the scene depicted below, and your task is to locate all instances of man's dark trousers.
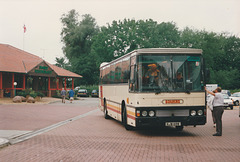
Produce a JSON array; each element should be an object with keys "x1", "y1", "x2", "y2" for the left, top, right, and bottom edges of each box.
[{"x1": 213, "y1": 106, "x2": 224, "y2": 135}]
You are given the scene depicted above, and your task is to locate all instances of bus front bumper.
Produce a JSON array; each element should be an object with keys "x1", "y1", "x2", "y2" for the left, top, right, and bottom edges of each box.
[{"x1": 136, "y1": 116, "x2": 206, "y2": 127}]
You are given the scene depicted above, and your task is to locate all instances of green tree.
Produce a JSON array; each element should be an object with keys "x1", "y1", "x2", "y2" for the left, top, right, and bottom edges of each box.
[
  {"x1": 210, "y1": 69, "x2": 240, "y2": 89},
  {"x1": 60, "y1": 10, "x2": 99, "y2": 85},
  {"x1": 223, "y1": 35, "x2": 240, "y2": 70},
  {"x1": 91, "y1": 19, "x2": 180, "y2": 68},
  {"x1": 59, "y1": 11, "x2": 240, "y2": 88},
  {"x1": 55, "y1": 57, "x2": 70, "y2": 70},
  {"x1": 151, "y1": 22, "x2": 180, "y2": 48},
  {"x1": 179, "y1": 28, "x2": 240, "y2": 89}
]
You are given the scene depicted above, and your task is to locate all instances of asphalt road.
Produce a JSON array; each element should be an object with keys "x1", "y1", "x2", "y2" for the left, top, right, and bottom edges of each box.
[{"x1": 0, "y1": 98, "x2": 240, "y2": 162}]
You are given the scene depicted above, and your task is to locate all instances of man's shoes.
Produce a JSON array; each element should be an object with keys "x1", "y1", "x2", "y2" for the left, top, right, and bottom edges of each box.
[{"x1": 213, "y1": 133, "x2": 222, "y2": 136}]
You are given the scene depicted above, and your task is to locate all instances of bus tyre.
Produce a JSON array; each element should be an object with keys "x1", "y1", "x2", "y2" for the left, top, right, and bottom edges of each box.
[
  {"x1": 176, "y1": 126, "x2": 184, "y2": 131},
  {"x1": 104, "y1": 101, "x2": 110, "y2": 119},
  {"x1": 123, "y1": 107, "x2": 133, "y2": 130}
]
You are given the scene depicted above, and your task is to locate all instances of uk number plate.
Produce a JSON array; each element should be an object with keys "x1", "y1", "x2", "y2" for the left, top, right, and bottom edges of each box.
[{"x1": 165, "y1": 122, "x2": 181, "y2": 126}]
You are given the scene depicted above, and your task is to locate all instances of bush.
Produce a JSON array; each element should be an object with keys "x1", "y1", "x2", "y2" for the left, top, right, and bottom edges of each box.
[
  {"x1": 17, "y1": 89, "x2": 45, "y2": 98},
  {"x1": 36, "y1": 91, "x2": 45, "y2": 98},
  {"x1": 29, "y1": 91, "x2": 37, "y2": 98},
  {"x1": 17, "y1": 89, "x2": 31, "y2": 97},
  {"x1": 17, "y1": 91, "x2": 27, "y2": 97},
  {"x1": 56, "y1": 90, "x2": 61, "y2": 97},
  {"x1": 230, "y1": 89, "x2": 240, "y2": 94}
]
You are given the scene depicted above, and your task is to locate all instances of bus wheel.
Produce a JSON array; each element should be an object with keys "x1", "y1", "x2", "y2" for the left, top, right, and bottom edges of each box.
[
  {"x1": 122, "y1": 106, "x2": 133, "y2": 130},
  {"x1": 104, "y1": 101, "x2": 110, "y2": 119},
  {"x1": 176, "y1": 126, "x2": 184, "y2": 131}
]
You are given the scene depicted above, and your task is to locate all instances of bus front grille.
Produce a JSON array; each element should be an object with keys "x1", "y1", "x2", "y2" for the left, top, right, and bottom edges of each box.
[{"x1": 156, "y1": 109, "x2": 189, "y2": 117}]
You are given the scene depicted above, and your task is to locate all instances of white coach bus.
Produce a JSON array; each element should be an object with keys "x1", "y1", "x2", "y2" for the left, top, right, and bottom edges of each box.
[{"x1": 99, "y1": 48, "x2": 206, "y2": 130}]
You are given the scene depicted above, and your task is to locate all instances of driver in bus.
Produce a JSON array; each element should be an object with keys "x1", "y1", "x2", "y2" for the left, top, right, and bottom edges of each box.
[
  {"x1": 145, "y1": 64, "x2": 160, "y2": 86},
  {"x1": 175, "y1": 72, "x2": 183, "y2": 88}
]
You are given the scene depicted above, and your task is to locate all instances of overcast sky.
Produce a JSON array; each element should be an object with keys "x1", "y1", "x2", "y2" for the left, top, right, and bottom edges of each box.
[{"x1": 1, "y1": 0, "x2": 239, "y2": 64}]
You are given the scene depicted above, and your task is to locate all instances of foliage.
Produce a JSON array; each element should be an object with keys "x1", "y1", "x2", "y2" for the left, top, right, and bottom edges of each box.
[
  {"x1": 36, "y1": 91, "x2": 45, "y2": 98},
  {"x1": 59, "y1": 10, "x2": 240, "y2": 89},
  {"x1": 17, "y1": 89, "x2": 45, "y2": 98},
  {"x1": 29, "y1": 91, "x2": 37, "y2": 98},
  {"x1": 210, "y1": 69, "x2": 240, "y2": 89},
  {"x1": 60, "y1": 10, "x2": 99, "y2": 85},
  {"x1": 231, "y1": 89, "x2": 240, "y2": 94},
  {"x1": 55, "y1": 57, "x2": 71, "y2": 70},
  {"x1": 91, "y1": 19, "x2": 180, "y2": 68},
  {"x1": 179, "y1": 28, "x2": 240, "y2": 89},
  {"x1": 17, "y1": 91, "x2": 27, "y2": 97}
]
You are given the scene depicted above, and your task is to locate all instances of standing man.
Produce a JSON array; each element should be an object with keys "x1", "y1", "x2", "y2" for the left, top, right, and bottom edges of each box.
[
  {"x1": 205, "y1": 87, "x2": 224, "y2": 136},
  {"x1": 61, "y1": 88, "x2": 66, "y2": 104},
  {"x1": 69, "y1": 89, "x2": 74, "y2": 103}
]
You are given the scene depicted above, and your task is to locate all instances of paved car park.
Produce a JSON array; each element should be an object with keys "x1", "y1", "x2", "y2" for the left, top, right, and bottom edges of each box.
[{"x1": 0, "y1": 98, "x2": 240, "y2": 161}]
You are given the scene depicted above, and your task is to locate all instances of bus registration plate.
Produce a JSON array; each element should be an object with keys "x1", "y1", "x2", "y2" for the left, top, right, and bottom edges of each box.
[{"x1": 165, "y1": 122, "x2": 181, "y2": 126}]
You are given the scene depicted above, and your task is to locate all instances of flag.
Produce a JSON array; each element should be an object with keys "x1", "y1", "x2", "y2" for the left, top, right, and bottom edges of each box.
[{"x1": 23, "y1": 24, "x2": 26, "y2": 33}]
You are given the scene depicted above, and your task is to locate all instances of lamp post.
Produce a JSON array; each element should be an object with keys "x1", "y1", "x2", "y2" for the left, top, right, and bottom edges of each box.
[{"x1": 14, "y1": 82, "x2": 17, "y2": 96}]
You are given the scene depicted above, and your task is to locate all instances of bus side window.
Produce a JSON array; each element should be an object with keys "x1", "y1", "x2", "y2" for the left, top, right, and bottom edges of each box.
[
  {"x1": 115, "y1": 61, "x2": 122, "y2": 83},
  {"x1": 122, "y1": 57, "x2": 130, "y2": 83},
  {"x1": 130, "y1": 65, "x2": 136, "y2": 91},
  {"x1": 129, "y1": 56, "x2": 137, "y2": 91},
  {"x1": 110, "y1": 63, "x2": 115, "y2": 84}
]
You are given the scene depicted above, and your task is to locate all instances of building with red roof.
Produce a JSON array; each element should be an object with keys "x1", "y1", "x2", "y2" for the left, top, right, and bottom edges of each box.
[{"x1": 0, "y1": 44, "x2": 82, "y2": 98}]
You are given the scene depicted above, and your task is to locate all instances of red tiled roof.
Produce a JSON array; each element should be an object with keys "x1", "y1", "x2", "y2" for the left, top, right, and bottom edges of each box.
[
  {"x1": 0, "y1": 44, "x2": 82, "y2": 78},
  {"x1": 48, "y1": 63, "x2": 82, "y2": 78}
]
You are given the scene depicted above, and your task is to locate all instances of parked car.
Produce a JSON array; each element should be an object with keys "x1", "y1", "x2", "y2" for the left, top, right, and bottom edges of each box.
[
  {"x1": 221, "y1": 89, "x2": 231, "y2": 96},
  {"x1": 74, "y1": 86, "x2": 81, "y2": 91},
  {"x1": 223, "y1": 94, "x2": 234, "y2": 109},
  {"x1": 230, "y1": 92, "x2": 240, "y2": 106},
  {"x1": 91, "y1": 90, "x2": 99, "y2": 97},
  {"x1": 77, "y1": 89, "x2": 89, "y2": 97}
]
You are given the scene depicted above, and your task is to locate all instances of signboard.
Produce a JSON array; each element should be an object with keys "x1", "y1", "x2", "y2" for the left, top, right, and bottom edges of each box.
[
  {"x1": 162, "y1": 99, "x2": 184, "y2": 104},
  {"x1": 35, "y1": 66, "x2": 52, "y2": 74},
  {"x1": 28, "y1": 61, "x2": 56, "y2": 77},
  {"x1": 206, "y1": 84, "x2": 218, "y2": 92}
]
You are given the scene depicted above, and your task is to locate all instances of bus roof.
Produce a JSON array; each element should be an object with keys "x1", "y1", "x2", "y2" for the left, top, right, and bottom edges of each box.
[
  {"x1": 100, "y1": 48, "x2": 202, "y2": 68},
  {"x1": 136, "y1": 48, "x2": 202, "y2": 54}
]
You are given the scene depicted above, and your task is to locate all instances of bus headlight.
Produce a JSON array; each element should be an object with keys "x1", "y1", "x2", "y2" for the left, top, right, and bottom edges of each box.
[
  {"x1": 197, "y1": 110, "x2": 203, "y2": 116},
  {"x1": 149, "y1": 110, "x2": 155, "y2": 117},
  {"x1": 190, "y1": 110, "x2": 196, "y2": 116},
  {"x1": 142, "y1": 111, "x2": 147, "y2": 117}
]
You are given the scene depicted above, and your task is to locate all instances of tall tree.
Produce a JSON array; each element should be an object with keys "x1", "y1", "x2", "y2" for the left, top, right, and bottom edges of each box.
[
  {"x1": 91, "y1": 19, "x2": 180, "y2": 68},
  {"x1": 60, "y1": 10, "x2": 99, "y2": 85},
  {"x1": 59, "y1": 12, "x2": 240, "y2": 88},
  {"x1": 55, "y1": 57, "x2": 70, "y2": 70}
]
